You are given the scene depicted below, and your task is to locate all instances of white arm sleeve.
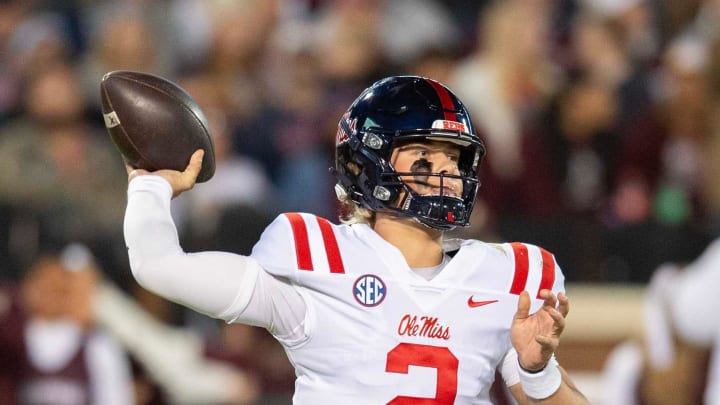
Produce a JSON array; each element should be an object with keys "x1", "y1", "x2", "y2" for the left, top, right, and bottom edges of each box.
[{"x1": 124, "y1": 176, "x2": 306, "y2": 339}]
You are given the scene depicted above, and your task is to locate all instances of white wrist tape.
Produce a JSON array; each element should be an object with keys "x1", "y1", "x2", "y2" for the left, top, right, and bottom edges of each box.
[{"x1": 518, "y1": 360, "x2": 562, "y2": 400}]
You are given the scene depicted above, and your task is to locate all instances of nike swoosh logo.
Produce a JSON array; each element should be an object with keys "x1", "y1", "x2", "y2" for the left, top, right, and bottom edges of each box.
[{"x1": 467, "y1": 296, "x2": 499, "y2": 308}]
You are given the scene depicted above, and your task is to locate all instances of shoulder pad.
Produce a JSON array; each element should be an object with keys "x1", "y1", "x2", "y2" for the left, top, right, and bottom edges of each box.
[
  {"x1": 251, "y1": 213, "x2": 346, "y2": 280},
  {"x1": 502, "y1": 242, "x2": 566, "y2": 298}
]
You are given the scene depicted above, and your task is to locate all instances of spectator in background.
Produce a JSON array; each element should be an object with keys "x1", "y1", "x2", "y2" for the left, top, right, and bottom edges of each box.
[
  {"x1": 542, "y1": 76, "x2": 620, "y2": 219},
  {"x1": 566, "y1": 10, "x2": 656, "y2": 234},
  {"x1": 449, "y1": 0, "x2": 563, "y2": 228},
  {"x1": 377, "y1": 0, "x2": 462, "y2": 69},
  {"x1": 448, "y1": 0, "x2": 583, "y2": 278},
  {"x1": 0, "y1": 1, "x2": 26, "y2": 100},
  {"x1": 78, "y1": 3, "x2": 174, "y2": 113},
  {"x1": 705, "y1": 36, "x2": 720, "y2": 232},
  {"x1": 577, "y1": 0, "x2": 660, "y2": 66},
  {"x1": 166, "y1": 0, "x2": 296, "y2": 221},
  {"x1": 93, "y1": 275, "x2": 265, "y2": 405},
  {"x1": 0, "y1": 63, "x2": 128, "y2": 281},
  {"x1": 521, "y1": 74, "x2": 622, "y2": 281},
  {"x1": 0, "y1": 5, "x2": 57, "y2": 124},
  {"x1": 602, "y1": 33, "x2": 714, "y2": 282},
  {"x1": 171, "y1": 73, "x2": 276, "y2": 247},
  {"x1": 3, "y1": 242, "x2": 266, "y2": 405},
  {"x1": 191, "y1": 0, "x2": 281, "y2": 174},
  {"x1": 0, "y1": 244, "x2": 134, "y2": 405},
  {"x1": 261, "y1": 44, "x2": 336, "y2": 218},
  {"x1": 651, "y1": 34, "x2": 713, "y2": 226},
  {"x1": 269, "y1": 0, "x2": 394, "y2": 218},
  {"x1": 203, "y1": 323, "x2": 296, "y2": 405},
  {"x1": 569, "y1": 11, "x2": 652, "y2": 129}
]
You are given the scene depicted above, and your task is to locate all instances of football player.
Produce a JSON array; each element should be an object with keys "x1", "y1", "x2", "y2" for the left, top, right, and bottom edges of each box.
[{"x1": 123, "y1": 76, "x2": 589, "y2": 404}]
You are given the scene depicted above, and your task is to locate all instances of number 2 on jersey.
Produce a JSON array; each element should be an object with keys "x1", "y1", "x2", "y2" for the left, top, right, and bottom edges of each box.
[{"x1": 385, "y1": 343, "x2": 459, "y2": 404}]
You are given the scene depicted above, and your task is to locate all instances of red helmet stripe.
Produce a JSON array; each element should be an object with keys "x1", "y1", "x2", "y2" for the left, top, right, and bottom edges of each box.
[{"x1": 426, "y1": 79, "x2": 458, "y2": 122}]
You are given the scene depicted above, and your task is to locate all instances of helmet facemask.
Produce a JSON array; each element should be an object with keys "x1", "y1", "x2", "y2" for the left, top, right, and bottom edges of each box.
[{"x1": 371, "y1": 132, "x2": 482, "y2": 230}]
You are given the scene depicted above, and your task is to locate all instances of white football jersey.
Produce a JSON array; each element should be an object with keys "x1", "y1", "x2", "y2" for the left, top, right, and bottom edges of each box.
[{"x1": 251, "y1": 212, "x2": 565, "y2": 405}]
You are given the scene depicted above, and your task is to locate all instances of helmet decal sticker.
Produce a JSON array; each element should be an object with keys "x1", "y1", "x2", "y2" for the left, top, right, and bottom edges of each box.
[
  {"x1": 336, "y1": 111, "x2": 356, "y2": 145},
  {"x1": 432, "y1": 119, "x2": 468, "y2": 134}
]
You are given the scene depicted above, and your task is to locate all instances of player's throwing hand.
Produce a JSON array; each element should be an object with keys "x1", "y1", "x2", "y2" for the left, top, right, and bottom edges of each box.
[{"x1": 126, "y1": 149, "x2": 204, "y2": 198}]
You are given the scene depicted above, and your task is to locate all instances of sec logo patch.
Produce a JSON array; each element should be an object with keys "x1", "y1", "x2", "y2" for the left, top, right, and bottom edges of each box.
[{"x1": 353, "y1": 274, "x2": 386, "y2": 307}]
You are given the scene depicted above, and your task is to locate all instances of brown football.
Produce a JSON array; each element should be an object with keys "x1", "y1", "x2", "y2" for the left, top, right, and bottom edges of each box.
[{"x1": 100, "y1": 70, "x2": 215, "y2": 182}]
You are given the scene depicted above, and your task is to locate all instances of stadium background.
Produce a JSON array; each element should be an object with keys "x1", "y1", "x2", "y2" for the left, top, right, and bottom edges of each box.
[{"x1": 1, "y1": 0, "x2": 720, "y2": 403}]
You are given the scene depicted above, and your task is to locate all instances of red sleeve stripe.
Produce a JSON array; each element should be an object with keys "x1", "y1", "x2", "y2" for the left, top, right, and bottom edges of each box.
[
  {"x1": 316, "y1": 217, "x2": 345, "y2": 274},
  {"x1": 509, "y1": 242, "x2": 529, "y2": 295},
  {"x1": 426, "y1": 79, "x2": 458, "y2": 122},
  {"x1": 537, "y1": 248, "x2": 556, "y2": 298},
  {"x1": 284, "y1": 213, "x2": 313, "y2": 271}
]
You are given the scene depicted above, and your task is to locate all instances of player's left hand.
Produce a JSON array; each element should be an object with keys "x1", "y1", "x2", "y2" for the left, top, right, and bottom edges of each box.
[{"x1": 510, "y1": 289, "x2": 569, "y2": 371}]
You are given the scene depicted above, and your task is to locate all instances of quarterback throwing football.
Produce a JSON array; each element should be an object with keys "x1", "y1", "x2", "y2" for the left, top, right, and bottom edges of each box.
[{"x1": 124, "y1": 76, "x2": 589, "y2": 404}]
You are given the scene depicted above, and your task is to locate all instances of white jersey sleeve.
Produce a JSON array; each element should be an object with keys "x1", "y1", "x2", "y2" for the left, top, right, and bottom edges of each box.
[
  {"x1": 497, "y1": 242, "x2": 565, "y2": 302},
  {"x1": 251, "y1": 212, "x2": 348, "y2": 279},
  {"x1": 250, "y1": 213, "x2": 304, "y2": 280},
  {"x1": 245, "y1": 212, "x2": 337, "y2": 345},
  {"x1": 494, "y1": 242, "x2": 566, "y2": 389},
  {"x1": 124, "y1": 176, "x2": 306, "y2": 338},
  {"x1": 125, "y1": 175, "x2": 261, "y2": 318}
]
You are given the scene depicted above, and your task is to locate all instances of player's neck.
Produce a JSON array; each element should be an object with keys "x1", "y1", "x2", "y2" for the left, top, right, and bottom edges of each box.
[{"x1": 373, "y1": 215, "x2": 444, "y2": 268}]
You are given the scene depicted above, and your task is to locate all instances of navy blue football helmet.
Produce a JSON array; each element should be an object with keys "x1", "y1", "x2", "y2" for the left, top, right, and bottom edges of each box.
[{"x1": 334, "y1": 76, "x2": 485, "y2": 230}]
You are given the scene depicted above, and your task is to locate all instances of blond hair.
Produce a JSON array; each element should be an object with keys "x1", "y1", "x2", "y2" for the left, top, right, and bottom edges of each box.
[{"x1": 337, "y1": 194, "x2": 376, "y2": 227}]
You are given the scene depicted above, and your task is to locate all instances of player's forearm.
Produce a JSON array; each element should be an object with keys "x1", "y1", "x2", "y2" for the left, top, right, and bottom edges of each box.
[
  {"x1": 124, "y1": 175, "x2": 259, "y2": 319},
  {"x1": 124, "y1": 175, "x2": 183, "y2": 276}
]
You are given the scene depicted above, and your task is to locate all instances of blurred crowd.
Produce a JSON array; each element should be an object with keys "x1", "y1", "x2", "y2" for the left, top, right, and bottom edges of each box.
[{"x1": 2, "y1": 0, "x2": 720, "y2": 403}]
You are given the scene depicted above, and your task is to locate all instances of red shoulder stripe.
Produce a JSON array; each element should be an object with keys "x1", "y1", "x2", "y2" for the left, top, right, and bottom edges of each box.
[
  {"x1": 537, "y1": 248, "x2": 556, "y2": 298},
  {"x1": 426, "y1": 79, "x2": 458, "y2": 122},
  {"x1": 509, "y1": 242, "x2": 529, "y2": 295},
  {"x1": 285, "y1": 213, "x2": 313, "y2": 271},
  {"x1": 316, "y1": 217, "x2": 345, "y2": 274}
]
